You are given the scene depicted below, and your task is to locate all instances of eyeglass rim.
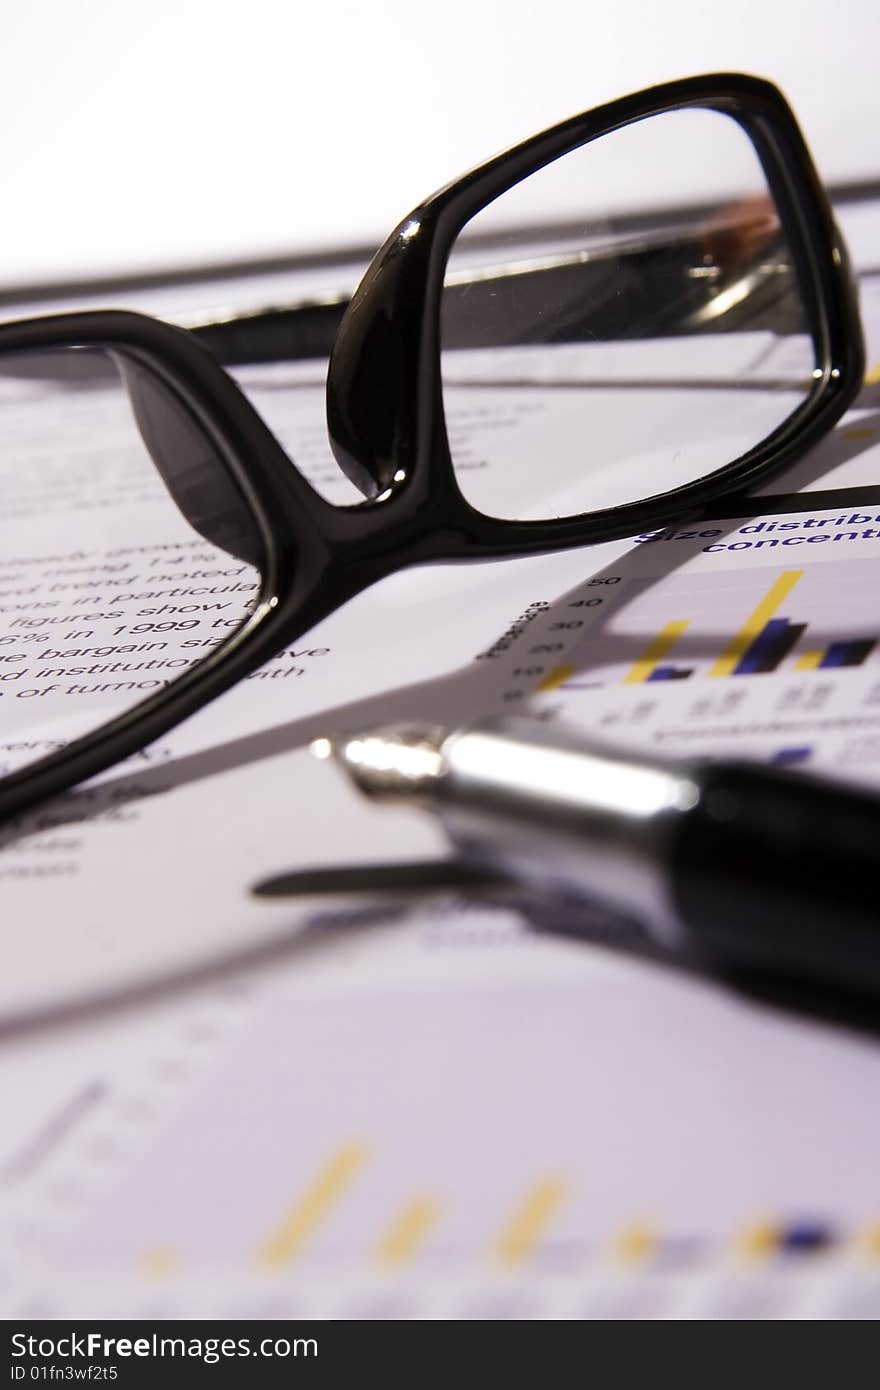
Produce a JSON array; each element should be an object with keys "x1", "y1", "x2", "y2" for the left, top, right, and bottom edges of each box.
[
  {"x1": 326, "y1": 70, "x2": 865, "y2": 541},
  {"x1": 0, "y1": 71, "x2": 866, "y2": 821}
]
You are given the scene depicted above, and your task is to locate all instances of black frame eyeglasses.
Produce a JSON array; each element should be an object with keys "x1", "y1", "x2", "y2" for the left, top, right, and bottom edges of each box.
[{"x1": 0, "y1": 71, "x2": 865, "y2": 821}]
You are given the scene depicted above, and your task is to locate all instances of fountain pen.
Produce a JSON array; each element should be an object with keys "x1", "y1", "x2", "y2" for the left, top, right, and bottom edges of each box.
[{"x1": 318, "y1": 716, "x2": 880, "y2": 999}]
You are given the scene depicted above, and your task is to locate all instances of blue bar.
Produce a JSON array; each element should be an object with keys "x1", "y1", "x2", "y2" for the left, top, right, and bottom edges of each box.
[
  {"x1": 772, "y1": 746, "x2": 812, "y2": 766},
  {"x1": 647, "y1": 666, "x2": 693, "y2": 682},
  {"x1": 733, "y1": 618, "x2": 792, "y2": 676},
  {"x1": 778, "y1": 1221, "x2": 835, "y2": 1254},
  {"x1": 819, "y1": 639, "x2": 876, "y2": 670}
]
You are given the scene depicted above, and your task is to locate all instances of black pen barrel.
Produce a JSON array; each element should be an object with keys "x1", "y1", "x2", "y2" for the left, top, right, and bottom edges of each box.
[
  {"x1": 672, "y1": 761, "x2": 880, "y2": 997},
  {"x1": 329, "y1": 717, "x2": 880, "y2": 1000}
]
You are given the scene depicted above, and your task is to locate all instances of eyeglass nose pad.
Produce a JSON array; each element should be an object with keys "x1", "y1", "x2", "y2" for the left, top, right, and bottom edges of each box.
[{"x1": 111, "y1": 351, "x2": 265, "y2": 570}]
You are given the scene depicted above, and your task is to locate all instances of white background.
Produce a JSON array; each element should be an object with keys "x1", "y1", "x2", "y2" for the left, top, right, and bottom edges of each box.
[{"x1": 0, "y1": 0, "x2": 878, "y2": 284}]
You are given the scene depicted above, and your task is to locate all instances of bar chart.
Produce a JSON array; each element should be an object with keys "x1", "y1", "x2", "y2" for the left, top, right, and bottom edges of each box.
[
  {"x1": 622, "y1": 567, "x2": 880, "y2": 684},
  {"x1": 12, "y1": 971, "x2": 880, "y2": 1319},
  {"x1": 513, "y1": 540, "x2": 880, "y2": 776},
  {"x1": 540, "y1": 562, "x2": 880, "y2": 692},
  {"x1": 40, "y1": 975, "x2": 880, "y2": 1272}
]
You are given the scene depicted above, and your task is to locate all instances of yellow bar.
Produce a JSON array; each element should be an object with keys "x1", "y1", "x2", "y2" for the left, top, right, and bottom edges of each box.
[
  {"x1": 794, "y1": 649, "x2": 824, "y2": 671},
  {"x1": 614, "y1": 1222, "x2": 659, "y2": 1265},
  {"x1": 738, "y1": 1220, "x2": 779, "y2": 1261},
  {"x1": 494, "y1": 1178, "x2": 567, "y2": 1265},
  {"x1": 259, "y1": 1143, "x2": 367, "y2": 1269},
  {"x1": 376, "y1": 1197, "x2": 440, "y2": 1264},
  {"x1": 709, "y1": 571, "x2": 802, "y2": 678},
  {"x1": 139, "y1": 1248, "x2": 179, "y2": 1278},
  {"x1": 537, "y1": 663, "x2": 576, "y2": 692},
  {"x1": 865, "y1": 361, "x2": 880, "y2": 386},
  {"x1": 861, "y1": 1224, "x2": 880, "y2": 1258},
  {"x1": 841, "y1": 426, "x2": 877, "y2": 441},
  {"x1": 622, "y1": 620, "x2": 690, "y2": 685}
]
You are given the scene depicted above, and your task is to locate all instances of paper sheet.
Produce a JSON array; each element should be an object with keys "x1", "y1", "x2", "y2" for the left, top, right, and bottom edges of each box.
[{"x1": 2, "y1": 214, "x2": 880, "y2": 1319}]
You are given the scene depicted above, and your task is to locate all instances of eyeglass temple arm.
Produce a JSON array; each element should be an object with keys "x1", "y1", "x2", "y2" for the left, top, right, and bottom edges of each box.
[
  {"x1": 185, "y1": 297, "x2": 348, "y2": 367},
  {"x1": 184, "y1": 221, "x2": 802, "y2": 368}
]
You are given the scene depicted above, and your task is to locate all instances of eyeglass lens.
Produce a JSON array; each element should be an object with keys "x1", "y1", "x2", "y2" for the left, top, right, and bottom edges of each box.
[
  {"x1": 0, "y1": 351, "x2": 265, "y2": 776},
  {"x1": 440, "y1": 107, "x2": 815, "y2": 522}
]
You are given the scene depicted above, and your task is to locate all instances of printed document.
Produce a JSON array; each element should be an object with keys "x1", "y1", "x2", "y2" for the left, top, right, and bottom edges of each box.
[{"x1": 1, "y1": 216, "x2": 879, "y2": 1319}]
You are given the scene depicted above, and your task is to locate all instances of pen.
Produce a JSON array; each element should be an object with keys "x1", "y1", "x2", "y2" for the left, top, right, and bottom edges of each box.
[{"x1": 317, "y1": 717, "x2": 880, "y2": 999}]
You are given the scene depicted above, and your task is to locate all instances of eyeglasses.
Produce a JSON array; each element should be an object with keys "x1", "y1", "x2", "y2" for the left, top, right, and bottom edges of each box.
[{"x1": 0, "y1": 73, "x2": 864, "y2": 823}]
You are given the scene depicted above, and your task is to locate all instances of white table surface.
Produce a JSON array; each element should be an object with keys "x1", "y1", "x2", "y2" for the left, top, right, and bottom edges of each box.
[{"x1": 1, "y1": 0, "x2": 878, "y2": 286}]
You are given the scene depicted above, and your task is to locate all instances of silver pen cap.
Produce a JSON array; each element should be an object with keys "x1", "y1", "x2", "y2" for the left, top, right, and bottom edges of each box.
[{"x1": 315, "y1": 717, "x2": 700, "y2": 944}]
